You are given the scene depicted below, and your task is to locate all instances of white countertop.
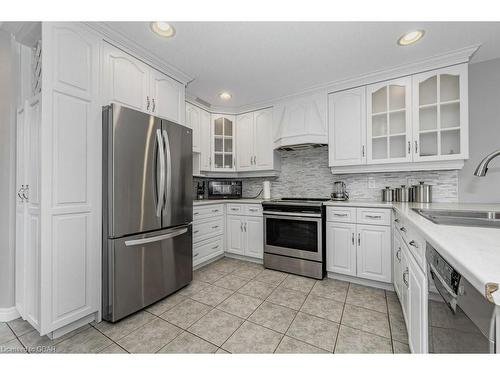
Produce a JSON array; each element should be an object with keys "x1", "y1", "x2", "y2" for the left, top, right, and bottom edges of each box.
[
  {"x1": 323, "y1": 200, "x2": 394, "y2": 208},
  {"x1": 391, "y1": 202, "x2": 500, "y2": 305},
  {"x1": 193, "y1": 199, "x2": 265, "y2": 206}
]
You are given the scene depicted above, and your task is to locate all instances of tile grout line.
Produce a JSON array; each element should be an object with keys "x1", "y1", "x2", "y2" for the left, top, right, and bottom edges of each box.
[
  {"x1": 385, "y1": 290, "x2": 395, "y2": 353},
  {"x1": 333, "y1": 282, "x2": 351, "y2": 354}
]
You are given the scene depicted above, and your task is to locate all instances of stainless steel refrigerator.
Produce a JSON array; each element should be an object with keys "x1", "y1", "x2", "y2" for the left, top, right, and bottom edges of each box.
[{"x1": 102, "y1": 104, "x2": 193, "y2": 322}]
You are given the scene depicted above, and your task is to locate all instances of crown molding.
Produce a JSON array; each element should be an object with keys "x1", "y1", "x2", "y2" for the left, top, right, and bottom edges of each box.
[{"x1": 84, "y1": 22, "x2": 193, "y2": 85}]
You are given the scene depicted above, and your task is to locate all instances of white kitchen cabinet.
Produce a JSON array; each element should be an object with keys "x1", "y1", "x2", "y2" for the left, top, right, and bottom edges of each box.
[
  {"x1": 103, "y1": 43, "x2": 150, "y2": 112},
  {"x1": 15, "y1": 23, "x2": 101, "y2": 337},
  {"x1": 150, "y1": 68, "x2": 185, "y2": 123},
  {"x1": 326, "y1": 222, "x2": 357, "y2": 277},
  {"x1": 412, "y1": 64, "x2": 468, "y2": 162},
  {"x1": 186, "y1": 102, "x2": 201, "y2": 152},
  {"x1": 103, "y1": 42, "x2": 185, "y2": 124},
  {"x1": 244, "y1": 216, "x2": 264, "y2": 259},
  {"x1": 366, "y1": 77, "x2": 412, "y2": 164},
  {"x1": 193, "y1": 204, "x2": 224, "y2": 267},
  {"x1": 273, "y1": 92, "x2": 328, "y2": 149},
  {"x1": 199, "y1": 109, "x2": 212, "y2": 170},
  {"x1": 326, "y1": 206, "x2": 391, "y2": 283},
  {"x1": 211, "y1": 114, "x2": 236, "y2": 171},
  {"x1": 328, "y1": 87, "x2": 366, "y2": 167},
  {"x1": 406, "y1": 247, "x2": 428, "y2": 353},
  {"x1": 226, "y1": 215, "x2": 245, "y2": 255},
  {"x1": 236, "y1": 108, "x2": 276, "y2": 171},
  {"x1": 356, "y1": 224, "x2": 391, "y2": 283},
  {"x1": 393, "y1": 229, "x2": 404, "y2": 299}
]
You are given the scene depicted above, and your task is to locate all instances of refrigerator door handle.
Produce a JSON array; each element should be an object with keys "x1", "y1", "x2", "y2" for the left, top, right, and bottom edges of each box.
[
  {"x1": 162, "y1": 129, "x2": 172, "y2": 215},
  {"x1": 124, "y1": 227, "x2": 188, "y2": 247},
  {"x1": 156, "y1": 129, "x2": 165, "y2": 216}
]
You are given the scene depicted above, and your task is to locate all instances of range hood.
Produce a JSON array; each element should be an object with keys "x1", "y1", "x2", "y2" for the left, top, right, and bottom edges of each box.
[
  {"x1": 272, "y1": 92, "x2": 328, "y2": 150},
  {"x1": 277, "y1": 143, "x2": 327, "y2": 151}
]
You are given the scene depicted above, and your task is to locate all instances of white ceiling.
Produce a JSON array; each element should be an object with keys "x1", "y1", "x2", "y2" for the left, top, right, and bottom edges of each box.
[{"x1": 105, "y1": 22, "x2": 500, "y2": 109}]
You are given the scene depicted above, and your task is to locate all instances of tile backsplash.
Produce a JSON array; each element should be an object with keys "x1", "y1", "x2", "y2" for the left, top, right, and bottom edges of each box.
[{"x1": 194, "y1": 148, "x2": 459, "y2": 202}]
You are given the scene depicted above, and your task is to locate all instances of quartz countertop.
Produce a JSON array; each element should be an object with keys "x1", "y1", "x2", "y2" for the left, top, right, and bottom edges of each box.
[
  {"x1": 323, "y1": 200, "x2": 394, "y2": 208},
  {"x1": 193, "y1": 199, "x2": 265, "y2": 206},
  {"x1": 391, "y1": 202, "x2": 500, "y2": 305}
]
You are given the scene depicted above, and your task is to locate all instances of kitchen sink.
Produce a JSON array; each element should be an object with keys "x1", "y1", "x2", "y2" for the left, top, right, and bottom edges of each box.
[{"x1": 412, "y1": 208, "x2": 500, "y2": 228}]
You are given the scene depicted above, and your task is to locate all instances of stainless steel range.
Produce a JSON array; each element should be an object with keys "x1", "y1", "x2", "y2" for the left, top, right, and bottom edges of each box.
[{"x1": 262, "y1": 198, "x2": 328, "y2": 279}]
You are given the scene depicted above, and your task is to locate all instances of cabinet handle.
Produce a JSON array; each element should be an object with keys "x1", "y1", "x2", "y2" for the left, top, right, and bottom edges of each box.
[
  {"x1": 244, "y1": 222, "x2": 247, "y2": 232},
  {"x1": 357, "y1": 233, "x2": 360, "y2": 246},
  {"x1": 240, "y1": 222, "x2": 243, "y2": 232},
  {"x1": 254, "y1": 156, "x2": 257, "y2": 165},
  {"x1": 400, "y1": 226, "x2": 407, "y2": 233},
  {"x1": 194, "y1": 212, "x2": 199, "y2": 215},
  {"x1": 17, "y1": 185, "x2": 25, "y2": 201},
  {"x1": 408, "y1": 141, "x2": 411, "y2": 154},
  {"x1": 365, "y1": 214, "x2": 381, "y2": 219},
  {"x1": 394, "y1": 218, "x2": 400, "y2": 223},
  {"x1": 193, "y1": 230, "x2": 199, "y2": 234},
  {"x1": 352, "y1": 233, "x2": 355, "y2": 245},
  {"x1": 212, "y1": 225, "x2": 219, "y2": 229},
  {"x1": 212, "y1": 245, "x2": 219, "y2": 250},
  {"x1": 194, "y1": 253, "x2": 199, "y2": 257},
  {"x1": 212, "y1": 209, "x2": 219, "y2": 213},
  {"x1": 333, "y1": 213, "x2": 348, "y2": 217},
  {"x1": 396, "y1": 248, "x2": 401, "y2": 262},
  {"x1": 414, "y1": 140, "x2": 418, "y2": 154},
  {"x1": 362, "y1": 145, "x2": 365, "y2": 157},
  {"x1": 22, "y1": 185, "x2": 29, "y2": 201},
  {"x1": 231, "y1": 208, "x2": 238, "y2": 211},
  {"x1": 249, "y1": 208, "x2": 258, "y2": 212},
  {"x1": 209, "y1": 157, "x2": 212, "y2": 166},
  {"x1": 403, "y1": 268, "x2": 409, "y2": 287},
  {"x1": 152, "y1": 98, "x2": 156, "y2": 112},
  {"x1": 146, "y1": 96, "x2": 150, "y2": 111},
  {"x1": 409, "y1": 240, "x2": 419, "y2": 248}
]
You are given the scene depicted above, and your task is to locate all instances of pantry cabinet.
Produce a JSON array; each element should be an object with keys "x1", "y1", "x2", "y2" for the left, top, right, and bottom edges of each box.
[
  {"x1": 366, "y1": 77, "x2": 412, "y2": 164},
  {"x1": 326, "y1": 206, "x2": 391, "y2": 283},
  {"x1": 103, "y1": 42, "x2": 185, "y2": 124},
  {"x1": 328, "y1": 64, "x2": 469, "y2": 172},
  {"x1": 236, "y1": 108, "x2": 275, "y2": 171},
  {"x1": 328, "y1": 87, "x2": 366, "y2": 167},
  {"x1": 412, "y1": 64, "x2": 468, "y2": 162}
]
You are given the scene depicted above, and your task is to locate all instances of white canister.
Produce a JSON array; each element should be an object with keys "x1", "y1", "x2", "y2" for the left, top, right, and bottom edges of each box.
[{"x1": 263, "y1": 181, "x2": 271, "y2": 199}]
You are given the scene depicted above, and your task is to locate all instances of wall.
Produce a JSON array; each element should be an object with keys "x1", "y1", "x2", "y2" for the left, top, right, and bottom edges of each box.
[
  {"x1": 458, "y1": 58, "x2": 500, "y2": 203},
  {"x1": 0, "y1": 30, "x2": 16, "y2": 310},
  {"x1": 195, "y1": 147, "x2": 459, "y2": 202}
]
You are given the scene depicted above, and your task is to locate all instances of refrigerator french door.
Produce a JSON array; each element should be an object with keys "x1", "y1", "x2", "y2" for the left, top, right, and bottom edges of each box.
[{"x1": 102, "y1": 104, "x2": 193, "y2": 322}]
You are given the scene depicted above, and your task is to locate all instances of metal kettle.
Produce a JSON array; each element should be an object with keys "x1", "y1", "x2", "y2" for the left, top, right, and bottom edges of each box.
[{"x1": 332, "y1": 181, "x2": 349, "y2": 201}]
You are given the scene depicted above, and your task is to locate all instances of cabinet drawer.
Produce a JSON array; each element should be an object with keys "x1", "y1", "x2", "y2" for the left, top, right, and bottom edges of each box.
[
  {"x1": 193, "y1": 236, "x2": 224, "y2": 267},
  {"x1": 193, "y1": 216, "x2": 224, "y2": 244},
  {"x1": 244, "y1": 204, "x2": 263, "y2": 216},
  {"x1": 398, "y1": 221, "x2": 426, "y2": 272},
  {"x1": 326, "y1": 207, "x2": 356, "y2": 223},
  {"x1": 356, "y1": 208, "x2": 391, "y2": 226},
  {"x1": 227, "y1": 204, "x2": 243, "y2": 215},
  {"x1": 193, "y1": 204, "x2": 224, "y2": 220}
]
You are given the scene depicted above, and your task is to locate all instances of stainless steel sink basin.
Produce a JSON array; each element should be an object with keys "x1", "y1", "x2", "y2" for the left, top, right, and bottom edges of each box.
[{"x1": 412, "y1": 208, "x2": 500, "y2": 228}]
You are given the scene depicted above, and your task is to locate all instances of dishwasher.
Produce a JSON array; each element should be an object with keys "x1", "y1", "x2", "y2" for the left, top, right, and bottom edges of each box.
[{"x1": 426, "y1": 244, "x2": 497, "y2": 353}]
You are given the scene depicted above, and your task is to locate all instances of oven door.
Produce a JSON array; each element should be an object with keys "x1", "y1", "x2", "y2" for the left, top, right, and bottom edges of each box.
[{"x1": 263, "y1": 212, "x2": 322, "y2": 262}]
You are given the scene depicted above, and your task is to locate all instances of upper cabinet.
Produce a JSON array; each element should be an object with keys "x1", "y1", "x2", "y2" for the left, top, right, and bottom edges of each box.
[
  {"x1": 328, "y1": 87, "x2": 366, "y2": 167},
  {"x1": 211, "y1": 114, "x2": 236, "y2": 171},
  {"x1": 412, "y1": 64, "x2": 468, "y2": 162},
  {"x1": 237, "y1": 108, "x2": 276, "y2": 171},
  {"x1": 328, "y1": 64, "x2": 469, "y2": 173},
  {"x1": 103, "y1": 42, "x2": 185, "y2": 124},
  {"x1": 366, "y1": 77, "x2": 412, "y2": 164},
  {"x1": 273, "y1": 92, "x2": 328, "y2": 149},
  {"x1": 186, "y1": 102, "x2": 201, "y2": 152}
]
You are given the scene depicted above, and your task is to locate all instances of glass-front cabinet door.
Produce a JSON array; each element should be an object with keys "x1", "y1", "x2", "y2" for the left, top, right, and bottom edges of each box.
[
  {"x1": 412, "y1": 64, "x2": 468, "y2": 161},
  {"x1": 211, "y1": 114, "x2": 236, "y2": 171},
  {"x1": 366, "y1": 77, "x2": 412, "y2": 164}
]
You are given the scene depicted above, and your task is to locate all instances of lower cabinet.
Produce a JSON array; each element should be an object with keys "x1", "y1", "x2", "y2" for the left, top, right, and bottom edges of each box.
[
  {"x1": 326, "y1": 207, "x2": 391, "y2": 283},
  {"x1": 226, "y1": 214, "x2": 264, "y2": 259},
  {"x1": 193, "y1": 205, "x2": 225, "y2": 267}
]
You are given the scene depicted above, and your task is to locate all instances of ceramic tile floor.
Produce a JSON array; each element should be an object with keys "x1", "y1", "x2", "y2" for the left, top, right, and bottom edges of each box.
[{"x1": 0, "y1": 257, "x2": 410, "y2": 354}]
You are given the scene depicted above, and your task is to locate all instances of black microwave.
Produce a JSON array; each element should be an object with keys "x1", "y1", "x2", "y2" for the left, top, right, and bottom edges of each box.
[{"x1": 208, "y1": 180, "x2": 242, "y2": 199}]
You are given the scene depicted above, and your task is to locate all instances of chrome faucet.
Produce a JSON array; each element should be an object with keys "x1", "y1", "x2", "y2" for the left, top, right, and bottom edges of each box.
[{"x1": 474, "y1": 149, "x2": 500, "y2": 176}]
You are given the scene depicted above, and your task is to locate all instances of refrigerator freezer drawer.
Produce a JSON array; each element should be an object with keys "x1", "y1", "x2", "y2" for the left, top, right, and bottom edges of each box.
[{"x1": 102, "y1": 224, "x2": 192, "y2": 322}]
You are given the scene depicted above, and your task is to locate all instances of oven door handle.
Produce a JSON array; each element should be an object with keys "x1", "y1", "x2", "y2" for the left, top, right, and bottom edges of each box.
[{"x1": 263, "y1": 211, "x2": 322, "y2": 218}]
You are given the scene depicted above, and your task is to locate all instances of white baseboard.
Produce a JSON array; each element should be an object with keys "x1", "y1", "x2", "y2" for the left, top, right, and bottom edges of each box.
[
  {"x1": 224, "y1": 253, "x2": 263, "y2": 264},
  {"x1": 327, "y1": 272, "x2": 394, "y2": 291},
  {"x1": 0, "y1": 306, "x2": 20, "y2": 322}
]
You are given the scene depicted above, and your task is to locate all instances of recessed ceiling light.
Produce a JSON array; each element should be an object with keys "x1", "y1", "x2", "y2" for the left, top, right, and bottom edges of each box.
[
  {"x1": 219, "y1": 92, "x2": 232, "y2": 100},
  {"x1": 150, "y1": 22, "x2": 176, "y2": 38},
  {"x1": 397, "y1": 30, "x2": 425, "y2": 46}
]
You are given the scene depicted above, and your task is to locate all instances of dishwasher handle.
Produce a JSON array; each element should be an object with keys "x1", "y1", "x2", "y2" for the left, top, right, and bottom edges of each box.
[{"x1": 429, "y1": 262, "x2": 458, "y2": 314}]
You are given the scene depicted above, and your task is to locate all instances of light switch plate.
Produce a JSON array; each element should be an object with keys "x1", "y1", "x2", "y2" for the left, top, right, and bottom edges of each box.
[{"x1": 368, "y1": 177, "x2": 376, "y2": 189}]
